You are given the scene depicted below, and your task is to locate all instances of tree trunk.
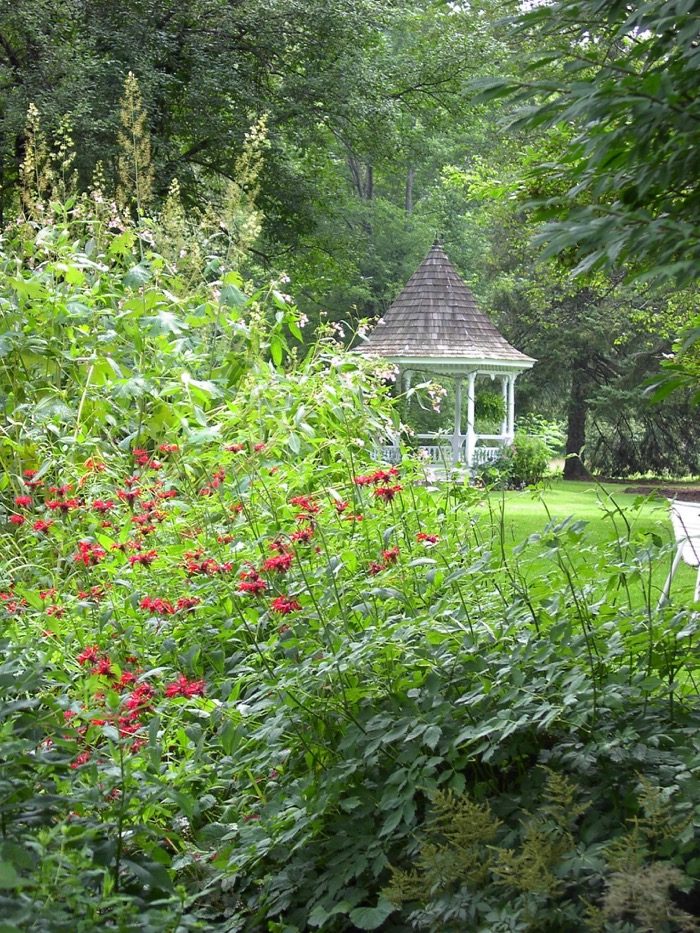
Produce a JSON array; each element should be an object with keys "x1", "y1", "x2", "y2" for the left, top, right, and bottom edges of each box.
[{"x1": 563, "y1": 364, "x2": 591, "y2": 480}]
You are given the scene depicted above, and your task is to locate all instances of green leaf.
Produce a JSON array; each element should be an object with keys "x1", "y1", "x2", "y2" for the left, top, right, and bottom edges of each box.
[
  {"x1": 349, "y1": 899, "x2": 394, "y2": 930},
  {"x1": 0, "y1": 862, "x2": 20, "y2": 890},
  {"x1": 424, "y1": 725, "x2": 442, "y2": 750},
  {"x1": 124, "y1": 262, "x2": 152, "y2": 288},
  {"x1": 270, "y1": 335, "x2": 284, "y2": 366}
]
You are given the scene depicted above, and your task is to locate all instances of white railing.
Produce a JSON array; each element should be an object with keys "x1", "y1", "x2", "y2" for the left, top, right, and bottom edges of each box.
[
  {"x1": 376, "y1": 444, "x2": 401, "y2": 464},
  {"x1": 472, "y1": 446, "x2": 502, "y2": 466},
  {"x1": 418, "y1": 445, "x2": 454, "y2": 465},
  {"x1": 375, "y1": 438, "x2": 507, "y2": 468}
]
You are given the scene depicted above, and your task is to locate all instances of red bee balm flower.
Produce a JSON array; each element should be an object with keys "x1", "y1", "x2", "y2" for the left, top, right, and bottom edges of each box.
[
  {"x1": 14, "y1": 495, "x2": 32, "y2": 508},
  {"x1": 9, "y1": 515, "x2": 25, "y2": 526},
  {"x1": 176, "y1": 596, "x2": 200, "y2": 612},
  {"x1": 71, "y1": 750, "x2": 91, "y2": 769},
  {"x1": 92, "y1": 499, "x2": 114, "y2": 513},
  {"x1": 74, "y1": 541, "x2": 107, "y2": 566},
  {"x1": 128, "y1": 550, "x2": 158, "y2": 566},
  {"x1": 238, "y1": 578, "x2": 267, "y2": 595},
  {"x1": 354, "y1": 467, "x2": 399, "y2": 486},
  {"x1": 139, "y1": 596, "x2": 175, "y2": 615},
  {"x1": 270, "y1": 596, "x2": 301, "y2": 614},
  {"x1": 77, "y1": 645, "x2": 100, "y2": 665},
  {"x1": 262, "y1": 552, "x2": 293, "y2": 573},
  {"x1": 291, "y1": 526, "x2": 314, "y2": 543},
  {"x1": 164, "y1": 675, "x2": 205, "y2": 698},
  {"x1": 289, "y1": 495, "x2": 319, "y2": 514},
  {"x1": 238, "y1": 568, "x2": 266, "y2": 595},
  {"x1": 382, "y1": 547, "x2": 400, "y2": 564},
  {"x1": 46, "y1": 497, "x2": 81, "y2": 512},
  {"x1": 416, "y1": 532, "x2": 439, "y2": 545},
  {"x1": 373, "y1": 484, "x2": 402, "y2": 502},
  {"x1": 91, "y1": 657, "x2": 115, "y2": 678},
  {"x1": 33, "y1": 519, "x2": 53, "y2": 533}
]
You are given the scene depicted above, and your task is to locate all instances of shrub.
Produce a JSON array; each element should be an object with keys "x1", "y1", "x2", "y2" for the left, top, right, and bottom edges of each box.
[
  {"x1": 474, "y1": 433, "x2": 552, "y2": 489},
  {"x1": 508, "y1": 432, "x2": 553, "y2": 485}
]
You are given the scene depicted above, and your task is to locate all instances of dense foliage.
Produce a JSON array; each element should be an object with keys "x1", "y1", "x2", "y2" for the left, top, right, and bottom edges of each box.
[{"x1": 0, "y1": 206, "x2": 698, "y2": 931}]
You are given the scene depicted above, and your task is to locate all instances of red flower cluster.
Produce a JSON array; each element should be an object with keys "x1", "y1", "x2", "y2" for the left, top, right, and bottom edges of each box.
[
  {"x1": 238, "y1": 567, "x2": 267, "y2": 595},
  {"x1": 262, "y1": 552, "x2": 293, "y2": 574},
  {"x1": 124, "y1": 682, "x2": 154, "y2": 715},
  {"x1": 92, "y1": 499, "x2": 114, "y2": 513},
  {"x1": 91, "y1": 657, "x2": 115, "y2": 678},
  {"x1": 140, "y1": 596, "x2": 176, "y2": 615},
  {"x1": 416, "y1": 532, "x2": 439, "y2": 545},
  {"x1": 164, "y1": 675, "x2": 205, "y2": 698},
  {"x1": 289, "y1": 495, "x2": 319, "y2": 514},
  {"x1": 353, "y1": 467, "x2": 399, "y2": 486},
  {"x1": 128, "y1": 550, "x2": 158, "y2": 567},
  {"x1": 117, "y1": 488, "x2": 140, "y2": 504},
  {"x1": 368, "y1": 547, "x2": 400, "y2": 575},
  {"x1": 140, "y1": 595, "x2": 201, "y2": 614},
  {"x1": 46, "y1": 497, "x2": 81, "y2": 512},
  {"x1": 185, "y1": 556, "x2": 233, "y2": 575},
  {"x1": 225, "y1": 442, "x2": 245, "y2": 453},
  {"x1": 373, "y1": 484, "x2": 402, "y2": 503},
  {"x1": 77, "y1": 645, "x2": 100, "y2": 665},
  {"x1": 15, "y1": 495, "x2": 32, "y2": 508},
  {"x1": 270, "y1": 596, "x2": 301, "y2": 614},
  {"x1": 291, "y1": 526, "x2": 314, "y2": 543},
  {"x1": 74, "y1": 540, "x2": 107, "y2": 566},
  {"x1": 77, "y1": 585, "x2": 106, "y2": 601},
  {"x1": 71, "y1": 750, "x2": 91, "y2": 769},
  {"x1": 9, "y1": 515, "x2": 25, "y2": 526},
  {"x1": 159, "y1": 443, "x2": 179, "y2": 453},
  {"x1": 33, "y1": 519, "x2": 53, "y2": 533}
]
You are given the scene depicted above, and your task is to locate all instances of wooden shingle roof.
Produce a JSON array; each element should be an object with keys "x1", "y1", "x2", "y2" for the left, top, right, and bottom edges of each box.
[{"x1": 360, "y1": 242, "x2": 535, "y2": 368}]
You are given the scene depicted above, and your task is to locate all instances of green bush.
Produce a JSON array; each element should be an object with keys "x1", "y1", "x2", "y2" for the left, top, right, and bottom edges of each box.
[
  {"x1": 475, "y1": 433, "x2": 552, "y2": 489},
  {"x1": 1, "y1": 205, "x2": 698, "y2": 932},
  {"x1": 508, "y1": 432, "x2": 553, "y2": 486}
]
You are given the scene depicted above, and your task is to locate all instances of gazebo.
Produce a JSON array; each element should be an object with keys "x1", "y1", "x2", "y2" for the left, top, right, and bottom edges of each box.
[{"x1": 359, "y1": 241, "x2": 536, "y2": 469}]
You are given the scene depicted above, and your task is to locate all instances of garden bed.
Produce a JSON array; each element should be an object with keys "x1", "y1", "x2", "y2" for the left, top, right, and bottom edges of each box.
[{"x1": 624, "y1": 485, "x2": 700, "y2": 502}]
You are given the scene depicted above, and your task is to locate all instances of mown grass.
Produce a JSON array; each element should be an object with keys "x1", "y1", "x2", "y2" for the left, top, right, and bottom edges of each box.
[{"x1": 481, "y1": 479, "x2": 698, "y2": 606}]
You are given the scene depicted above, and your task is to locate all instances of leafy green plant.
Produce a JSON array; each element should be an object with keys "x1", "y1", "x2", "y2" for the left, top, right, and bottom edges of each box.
[{"x1": 0, "y1": 201, "x2": 698, "y2": 933}]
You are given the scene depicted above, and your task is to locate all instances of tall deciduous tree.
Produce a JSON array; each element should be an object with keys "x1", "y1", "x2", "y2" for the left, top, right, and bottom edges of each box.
[{"x1": 473, "y1": 0, "x2": 700, "y2": 287}]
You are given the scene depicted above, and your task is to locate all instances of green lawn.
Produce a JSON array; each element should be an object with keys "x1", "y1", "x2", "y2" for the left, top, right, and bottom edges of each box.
[{"x1": 479, "y1": 479, "x2": 698, "y2": 607}]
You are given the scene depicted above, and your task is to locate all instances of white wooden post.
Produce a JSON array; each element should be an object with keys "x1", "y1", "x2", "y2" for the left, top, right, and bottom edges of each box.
[
  {"x1": 501, "y1": 375, "x2": 509, "y2": 438},
  {"x1": 466, "y1": 372, "x2": 476, "y2": 467},
  {"x1": 452, "y1": 377, "x2": 462, "y2": 463},
  {"x1": 507, "y1": 374, "x2": 516, "y2": 439}
]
